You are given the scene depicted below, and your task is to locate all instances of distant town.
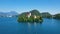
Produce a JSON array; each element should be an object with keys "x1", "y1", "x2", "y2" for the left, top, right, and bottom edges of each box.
[{"x1": 0, "y1": 11, "x2": 18, "y2": 17}]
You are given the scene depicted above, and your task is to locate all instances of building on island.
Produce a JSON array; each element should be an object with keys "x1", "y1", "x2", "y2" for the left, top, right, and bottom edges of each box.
[
  {"x1": 33, "y1": 15, "x2": 37, "y2": 19},
  {"x1": 26, "y1": 12, "x2": 31, "y2": 18},
  {"x1": 26, "y1": 12, "x2": 38, "y2": 19}
]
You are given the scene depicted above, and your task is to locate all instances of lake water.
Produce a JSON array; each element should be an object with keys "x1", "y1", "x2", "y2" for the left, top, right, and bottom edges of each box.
[{"x1": 0, "y1": 17, "x2": 60, "y2": 34}]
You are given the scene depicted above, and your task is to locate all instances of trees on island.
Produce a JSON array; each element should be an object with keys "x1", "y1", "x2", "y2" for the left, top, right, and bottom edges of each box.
[{"x1": 17, "y1": 9, "x2": 60, "y2": 23}]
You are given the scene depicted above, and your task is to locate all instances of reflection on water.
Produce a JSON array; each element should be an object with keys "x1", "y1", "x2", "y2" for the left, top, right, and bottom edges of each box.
[
  {"x1": 0, "y1": 18, "x2": 60, "y2": 34},
  {"x1": 34, "y1": 22, "x2": 37, "y2": 27},
  {"x1": 17, "y1": 18, "x2": 60, "y2": 34},
  {"x1": 28, "y1": 22, "x2": 31, "y2": 28},
  {"x1": 27, "y1": 22, "x2": 42, "y2": 29}
]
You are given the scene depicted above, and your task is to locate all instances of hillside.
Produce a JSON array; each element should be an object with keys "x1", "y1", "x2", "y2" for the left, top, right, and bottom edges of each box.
[
  {"x1": 41, "y1": 12, "x2": 52, "y2": 18},
  {"x1": 53, "y1": 13, "x2": 60, "y2": 19}
]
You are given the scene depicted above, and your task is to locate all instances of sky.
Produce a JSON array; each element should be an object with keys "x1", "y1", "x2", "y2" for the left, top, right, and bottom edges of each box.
[{"x1": 0, "y1": 0, "x2": 60, "y2": 15}]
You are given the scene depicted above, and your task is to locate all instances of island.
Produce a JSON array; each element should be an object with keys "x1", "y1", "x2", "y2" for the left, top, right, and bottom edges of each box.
[{"x1": 17, "y1": 9, "x2": 43, "y2": 23}]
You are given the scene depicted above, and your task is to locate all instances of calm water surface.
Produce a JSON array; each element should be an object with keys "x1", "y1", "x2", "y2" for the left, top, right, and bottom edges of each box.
[{"x1": 0, "y1": 17, "x2": 60, "y2": 34}]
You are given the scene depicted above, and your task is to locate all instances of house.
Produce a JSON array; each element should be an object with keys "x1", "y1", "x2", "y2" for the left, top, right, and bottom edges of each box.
[
  {"x1": 26, "y1": 12, "x2": 31, "y2": 18},
  {"x1": 26, "y1": 12, "x2": 38, "y2": 19}
]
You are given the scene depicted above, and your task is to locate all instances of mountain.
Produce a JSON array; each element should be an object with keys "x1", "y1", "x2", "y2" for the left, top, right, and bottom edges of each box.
[
  {"x1": 18, "y1": 10, "x2": 52, "y2": 19},
  {"x1": 41, "y1": 12, "x2": 52, "y2": 18},
  {"x1": 19, "y1": 9, "x2": 41, "y2": 17},
  {"x1": 7, "y1": 11, "x2": 18, "y2": 15},
  {"x1": 30, "y1": 10, "x2": 41, "y2": 16}
]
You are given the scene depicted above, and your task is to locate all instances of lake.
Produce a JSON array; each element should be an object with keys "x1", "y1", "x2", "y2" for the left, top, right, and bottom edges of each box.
[{"x1": 0, "y1": 17, "x2": 60, "y2": 34}]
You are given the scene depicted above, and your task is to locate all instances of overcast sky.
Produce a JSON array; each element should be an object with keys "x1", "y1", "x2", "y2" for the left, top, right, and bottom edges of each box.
[{"x1": 0, "y1": 0, "x2": 60, "y2": 15}]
